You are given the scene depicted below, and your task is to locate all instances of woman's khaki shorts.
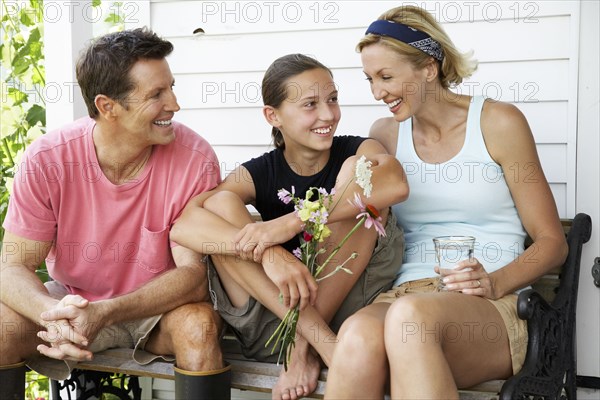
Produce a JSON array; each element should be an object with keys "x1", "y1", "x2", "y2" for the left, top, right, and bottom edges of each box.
[
  {"x1": 374, "y1": 278, "x2": 527, "y2": 374},
  {"x1": 26, "y1": 281, "x2": 173, "y2": 380}
]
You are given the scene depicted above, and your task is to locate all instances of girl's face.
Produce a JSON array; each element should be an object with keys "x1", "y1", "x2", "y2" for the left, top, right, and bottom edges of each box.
[
  {"x1": 361, "y1": 43, "x2": 429, "y2": 122},
  {"x1": 269, "y1": 68, "x2": 341, "y2": 154}
]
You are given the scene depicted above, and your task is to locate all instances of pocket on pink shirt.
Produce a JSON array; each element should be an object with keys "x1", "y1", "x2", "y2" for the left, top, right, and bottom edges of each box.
[{"x1": 138, "y1": 226, "x2": 171, "y2": 273}]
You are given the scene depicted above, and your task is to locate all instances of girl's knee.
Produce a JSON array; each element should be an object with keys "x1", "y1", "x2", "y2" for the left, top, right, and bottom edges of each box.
[{"x1": 204, "y1": 191, "x2": 245, "y2": 215}]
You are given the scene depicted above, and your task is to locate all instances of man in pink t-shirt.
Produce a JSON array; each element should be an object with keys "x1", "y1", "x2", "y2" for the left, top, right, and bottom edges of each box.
[{"x1": 1, "y1": 28, "x2": 229, "y2": 399}]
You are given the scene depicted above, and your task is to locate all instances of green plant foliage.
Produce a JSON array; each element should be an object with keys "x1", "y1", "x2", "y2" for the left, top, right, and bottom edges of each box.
[
  {"x1": 1, "y1": 1, "x2": 129, "y2": 396},
  {"x1": 1, "y1": 0, "x2": 46, "y2": 242},
  {"x1": 25, "y1": 370, "x2": 49, "y2": 400}
]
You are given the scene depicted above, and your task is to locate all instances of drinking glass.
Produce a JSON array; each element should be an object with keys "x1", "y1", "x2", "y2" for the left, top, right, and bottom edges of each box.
[{"x1": 433, "y1": 236, "x2": 475, "y2": 290}]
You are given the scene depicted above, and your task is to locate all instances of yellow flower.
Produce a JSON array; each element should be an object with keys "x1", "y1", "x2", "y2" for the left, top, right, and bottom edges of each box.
[
  {"x1": 319, "y1": 225, "x2": 332, "y2": 241},
  {"x1": 297, "y1": 199, "x2": 319, "y2": 221}
]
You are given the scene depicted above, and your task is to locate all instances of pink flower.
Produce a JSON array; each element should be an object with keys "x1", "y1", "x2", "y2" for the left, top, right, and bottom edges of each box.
[
  {"x1": 349, "y1": 193, "x2": 386, "y2": 237},
  {"x1": 292, "y1": 247, "x2": 302, "y2": 259},
  {"x1": 278, "y1": 186, "x2": 295, "y2": 204}
]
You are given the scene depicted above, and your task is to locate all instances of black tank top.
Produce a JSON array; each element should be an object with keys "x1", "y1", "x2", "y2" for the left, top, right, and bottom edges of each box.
[{"x1": 243, "y1": 135, "x2": 367, "y2": 252}]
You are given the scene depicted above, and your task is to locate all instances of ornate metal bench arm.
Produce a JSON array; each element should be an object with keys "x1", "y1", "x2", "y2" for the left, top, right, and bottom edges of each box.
[{"x1": 500, "y1": 213, "x2": 592, "y2": 400}]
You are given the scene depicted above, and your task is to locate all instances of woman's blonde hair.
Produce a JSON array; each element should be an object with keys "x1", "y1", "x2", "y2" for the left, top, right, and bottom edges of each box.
[{"x1": 357, "y1": 5, "x2": 478, "y2": 88}]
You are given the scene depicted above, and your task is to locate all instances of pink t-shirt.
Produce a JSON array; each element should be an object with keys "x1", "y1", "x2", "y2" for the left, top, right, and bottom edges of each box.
[{"x1": 3, "y1": 117, "x2": 221, "y2": 301}]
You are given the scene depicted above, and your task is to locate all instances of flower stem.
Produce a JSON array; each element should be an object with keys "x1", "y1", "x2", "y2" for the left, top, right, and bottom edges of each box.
[
  {"x1": 316, "y1": 254, "x2": 355, "y2": 282},
  {"x1": 314, "y1": 216, "x2": 366, "y2": 278},
  {"x1": 327, "y1": 175, "x2": 354, "y2": 214}
]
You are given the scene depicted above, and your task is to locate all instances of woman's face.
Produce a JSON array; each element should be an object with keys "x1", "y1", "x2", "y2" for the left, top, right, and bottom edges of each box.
[
  {"x1": 361, "y1": 43, "x2": 428, "y2": 122},
  {"x1": 271, "y1": 68, "x2": 341, "y2": 154}
]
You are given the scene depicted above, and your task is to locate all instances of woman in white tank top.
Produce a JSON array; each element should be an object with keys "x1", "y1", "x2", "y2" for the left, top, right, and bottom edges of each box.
[{"x1": 325, "y1": 5, "x2": 567, "y2": 399}]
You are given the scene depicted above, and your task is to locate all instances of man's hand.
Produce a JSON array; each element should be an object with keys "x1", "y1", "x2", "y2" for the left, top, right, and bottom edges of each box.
[
  {"x1": 261, "y1": 248, "x2": 318, "y2": 311},
  {"x1": 37, "y1": 294, "x2": 109, "y2": 361},
  {"x1": 37, "y1": 317, "x2": 93, "y2": 361}
]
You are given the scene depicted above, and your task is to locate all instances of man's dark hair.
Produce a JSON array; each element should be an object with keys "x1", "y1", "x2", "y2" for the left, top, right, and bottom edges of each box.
[{"x1": 76, "y1": 27, "x2": 174, "y2": 118}]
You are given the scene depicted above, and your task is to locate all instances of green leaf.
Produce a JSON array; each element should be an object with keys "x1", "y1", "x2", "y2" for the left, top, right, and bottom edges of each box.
[
  {"x1": 19, "y1": 9, "x2": 33, "y2": 26},
  {"x1": 28, "y1": 26, "x2": 41, "y2": 42},
  {"x1": 7, "y1": 87, "x2": 28, "y2": 105},
  {"x1": 11, "y1": 56, "x2": 30, "y2": 75},
  {"x1": 26, "y1": 104, "x2": 45, "y2": 127},
  {"x1": 32, "y1": 64, "x2": 44, "y2": 85},
  {"x1": 92, "y1": 0, "x2": 102, "y2": 7},
  {"x1": 13, "y1": 32, "x2": 25, "y2": 45},
  {"x1": 1, "y1": 42, "x2": 13, "y2": 67},
  {"x1": 20, "y1": 27, "x2": 43, "y2": 62},
  {"x1": 28, "y1": 40, "x2": 42, "y2": 59},
  {"x1": 1, "y1": 105, "x2": 21, "y2": 138},
  {"x1": 104, "y1": 12, "x2": 124, "y2": 24}
]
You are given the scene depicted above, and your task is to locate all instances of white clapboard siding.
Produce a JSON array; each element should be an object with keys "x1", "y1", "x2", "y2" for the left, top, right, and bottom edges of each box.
[
  {"x1": 155, "y1": 0, "x2": 579, "y2": 224},
  {"x1": 178, "y1": 101, "x2": 569, "y2": 145},
  {"x1": 166, "y1": 15, "x2": 571, "y2": 75},
  {"x1": 148, "y1": 4, "x2": 579, "y2": 396},
  {"x1": 152, "y1": 1, "x2": 575, "y2": 37},
  {"x1": 174, "y1": 60, "x2": 569, "y2": 109}
]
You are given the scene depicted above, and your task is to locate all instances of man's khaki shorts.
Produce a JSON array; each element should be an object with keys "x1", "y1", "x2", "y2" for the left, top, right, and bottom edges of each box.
[{"x1": 26, "y1": 281, "x2": 173, "y2": 380}]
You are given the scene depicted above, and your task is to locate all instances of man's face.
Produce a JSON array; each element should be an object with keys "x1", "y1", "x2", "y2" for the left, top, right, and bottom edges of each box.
[{"x1": 114, "y1": 58, "x2": 180, "y2": 146}]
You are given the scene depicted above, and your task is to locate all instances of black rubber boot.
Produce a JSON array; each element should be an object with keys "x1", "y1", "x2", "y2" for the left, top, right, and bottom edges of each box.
[
  {"x1": 0, "y1": 361, "x2": 26, "y2": 400},
  {"x1": 174, "y1": 363, "x2": 232, "y2": 400}
]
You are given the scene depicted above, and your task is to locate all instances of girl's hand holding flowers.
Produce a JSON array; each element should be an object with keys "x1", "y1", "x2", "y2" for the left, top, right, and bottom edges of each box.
[{"x1": 261, "y1": 250, "x2": 318, "y2": 310}]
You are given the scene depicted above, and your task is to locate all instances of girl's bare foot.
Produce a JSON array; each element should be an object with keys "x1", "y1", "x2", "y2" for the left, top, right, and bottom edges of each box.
[{"x1": 272, "y1": 343, "x2": 321, "y2": 400}]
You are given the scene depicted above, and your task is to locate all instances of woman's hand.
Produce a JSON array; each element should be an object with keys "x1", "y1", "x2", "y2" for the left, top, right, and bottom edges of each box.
[
  {"x1": 234, "y1": 213, "x2": 303, "y2": 262},
  {"x1": 436, "y1": 258, "x2": 499, "y2": 299}
]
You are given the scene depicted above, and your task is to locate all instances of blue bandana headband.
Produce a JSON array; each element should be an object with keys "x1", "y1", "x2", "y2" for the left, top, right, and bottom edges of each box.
[{"x1": 365, "y1": 20, "x2": 444, "y2": 61}]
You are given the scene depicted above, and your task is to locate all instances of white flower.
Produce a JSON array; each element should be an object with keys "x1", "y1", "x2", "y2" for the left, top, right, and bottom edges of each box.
[{"x1": 354, "y1": 155, "x2": 373, "y2": 198}]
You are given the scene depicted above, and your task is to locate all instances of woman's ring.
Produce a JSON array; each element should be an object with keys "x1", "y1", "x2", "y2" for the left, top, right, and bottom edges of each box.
[{"x1": 476, "y1": 280, "x2": 481, "y2": 288}]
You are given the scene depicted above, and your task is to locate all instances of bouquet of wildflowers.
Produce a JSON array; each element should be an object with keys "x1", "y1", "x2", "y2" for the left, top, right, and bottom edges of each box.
[{"x1": 265, "y1": 156, "x2": 386, "y2": 369}]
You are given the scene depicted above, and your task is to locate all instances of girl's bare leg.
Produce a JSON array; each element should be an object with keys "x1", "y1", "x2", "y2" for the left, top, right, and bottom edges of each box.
[
  {"x1": 272, "y1": 205, "x2": 386, "y2": 400},
  {"x1": 204, "y1": 192, "x2": 383, "y2": 399}
]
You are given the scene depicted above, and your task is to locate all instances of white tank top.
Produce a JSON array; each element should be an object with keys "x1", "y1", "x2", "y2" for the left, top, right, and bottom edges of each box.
[{"x1": 391, "y1": 96, "x2": 526, "y2": 286}]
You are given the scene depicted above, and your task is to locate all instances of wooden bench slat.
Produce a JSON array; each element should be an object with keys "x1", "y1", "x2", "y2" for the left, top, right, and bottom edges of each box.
[
  {"x1": 465, "y1": 380, "x2": 504, "y2": 393},
  {"x1": 456, "y1": 390, "x2": 499, "y2": 400},
  {"x1": 74, "y1": 348, "x2": 502, "y2": 399},
  {"x1": 76, "y1": 349, "x2": 174, "y2": 380}
]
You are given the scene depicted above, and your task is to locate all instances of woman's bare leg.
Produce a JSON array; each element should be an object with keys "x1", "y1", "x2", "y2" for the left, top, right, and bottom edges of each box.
[
  {"x1": 385, "y1": 293, "x2": 512, "y2": 399},
  {"x1": 324, "y1": 302, "x2": 390, "y2": 399}
]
